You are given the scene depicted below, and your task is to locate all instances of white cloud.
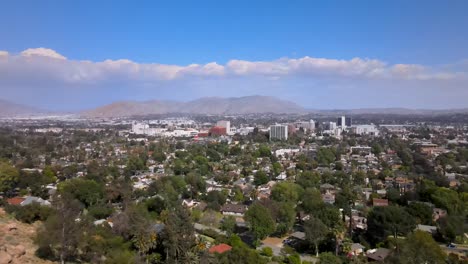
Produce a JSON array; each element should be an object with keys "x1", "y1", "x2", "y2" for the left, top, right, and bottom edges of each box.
[
  {"x1": 20, "y1": 48, "x2": 67, "y2": 60},
  {"x1": 0, "y1": 47, "x2": 463, "y2": 84},
  {"x1": 1, "y1": 48, "x2": 467, "y2": 110}
]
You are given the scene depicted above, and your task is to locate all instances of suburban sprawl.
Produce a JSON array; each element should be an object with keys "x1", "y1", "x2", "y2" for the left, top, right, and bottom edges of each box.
[{"x1": 1, "y1": 112, "x2": 468, "y2": 264}]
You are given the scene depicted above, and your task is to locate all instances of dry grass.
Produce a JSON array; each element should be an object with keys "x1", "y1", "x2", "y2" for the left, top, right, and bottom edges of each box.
[{"x1": 0, "y1": 208, "x2": 55, "y2": 264}]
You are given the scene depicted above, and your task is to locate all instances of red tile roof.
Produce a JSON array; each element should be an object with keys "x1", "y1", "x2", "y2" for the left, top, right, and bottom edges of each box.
[
  {"x1": 7, "y1": 197, "x2": 25, "y2": 205},
  {"x1": 373, "y1": 198, "x2": 389, "y2": 207},
  {"x1": 209, "y1": 243, "x2": 232, "y2": 254}
]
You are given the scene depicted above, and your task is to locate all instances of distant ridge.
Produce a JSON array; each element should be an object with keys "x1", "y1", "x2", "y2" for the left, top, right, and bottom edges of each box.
[
  {"x1": 81, "y1": 96, "x2": 306, "y2": 117},
  {"x1": 0, "y1": 99, "x2": 49, "y2": 117},
  {"x1": 307, "y1": 108, "x2": 468, "y2": 115},
  {"x1": 2, "y1": 97, "x2": 468, "y2": 118}
]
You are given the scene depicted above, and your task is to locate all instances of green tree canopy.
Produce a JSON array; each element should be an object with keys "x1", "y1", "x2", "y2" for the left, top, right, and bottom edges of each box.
[
  {"x1": 304, "y1": 216, "x2": 328, "y2": 257},
  {"x1": 366, "y1": 206, "x2": 416, "y2": 245},
  {"x1": 0, "y1": 161, "x2": 19, "y2": 193},
  {"x1": 270, "y1": 182, "x2": 302, "y2": 204},
  {"x1": 390, "y1": 231, "x2": 446, "y2": 264},
  {"x1": 245, "y1": 202, "x2": 276, "y2": 241}
]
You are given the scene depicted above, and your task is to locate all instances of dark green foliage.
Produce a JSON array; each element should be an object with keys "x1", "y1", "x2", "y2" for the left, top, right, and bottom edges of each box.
[
  {"x1": 87, "y1": 203, "x2": 114, "y2": 219},
  {"x1": 205, "y1": 190, "x2": 227, "y2": 210},
  {"x1": 318, "y1": 252, "x2": 342, "y2": 264},
  {"x1": 5, "y1": 203, "x2": 53, "y2": 223},
  {"x1": 437, "y1": 215, "x2": 465, "y2": 242},
  {"x1": 254, "y1": 170, "x2": 269, "y2": 186},
  {"x1": 245, "y1": 202, "x2": 276, "y2": 241},
  {"x1": 316, "y1": 148, "x2": 336, "y2": 166},
  {"x1": 388, "y1": 231, "x2": 446, "y2": 264},
  {"x1": 161, "y1": 206, "x2": 198, "y2": 263},
  {"x1": 270, "y1": 182, "x2": 302, "y2": 204},
  {"x1": 366, "y1": 206, "x2": 416, "y2": 245},
  {"x1": 58, "y1": 178, "x2": 104, "y2": 207},
  {"x1": 406, "y1": 202, "x2": 433, "y2": 225},
  {"x1": 304, "y1": 216, "x2": 328, "y2": 256}
]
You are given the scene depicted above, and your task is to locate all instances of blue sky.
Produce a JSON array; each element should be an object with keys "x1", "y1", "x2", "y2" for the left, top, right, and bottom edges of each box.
[{"x1": 1, "y1": 0, "x2": 468, "y2": 110}]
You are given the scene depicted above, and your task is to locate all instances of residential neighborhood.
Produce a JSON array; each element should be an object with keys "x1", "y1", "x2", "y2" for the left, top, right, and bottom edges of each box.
[{"x1": 0, "y1": 113, "x2": 467, "y2": 263}]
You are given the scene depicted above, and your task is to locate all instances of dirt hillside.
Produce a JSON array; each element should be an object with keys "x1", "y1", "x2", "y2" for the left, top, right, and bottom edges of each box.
[{"x1": 0, "y1": 208, "x2": 55, "y2": 264}]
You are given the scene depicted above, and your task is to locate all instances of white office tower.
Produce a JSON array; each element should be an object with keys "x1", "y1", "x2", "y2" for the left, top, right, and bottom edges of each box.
[
  {"x1": 309, "y1": 119, "x2": 316, "y2": 130},
  {"x1": 270, "y1": 125, "x2": 288, "y2": 140},
  {"x1": 328, "y1": 122, "x2": 337, "y2": 130},
  {"x1": 216, "y1": 120, "x2": 231, "y2": 135},
  {"x1": 340, "y1": 116, "x2": 346, "y2": 129}
]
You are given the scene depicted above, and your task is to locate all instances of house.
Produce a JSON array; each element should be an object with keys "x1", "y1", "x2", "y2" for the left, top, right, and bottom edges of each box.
[
  {"x1": 349, "y1": 243, "x2": 365, "y2": 256},
  {"x1": 209, "y1": 244, "x2": 232, "y2": 254},
  {"x1": 322, "y1": 192, "x2": 335, "y2": 204},
  {"x1": 367, "y1": 248, "x2": 391, "y2": 262},
  {"x1": 6, "y1": 197, "x2": 25, "y2": 206},
  {"x1": 415, "y1": 224, "x2": 437, "y2": 234},
  {"x1": 21, "y1": 196, "x2": 51, "y2": 206},
  {"x1": 220, "y1": 204, "x2": 247, "y2": 216},
  {"x1": 372, "y1": 198, "x2": 389, "y2": 207},
  {"x1": 289, "y1": 231, "x2": 306, "y2": 241},
  {"x1": 7, "y1": 196, "x2": 50, "y2": 207}
]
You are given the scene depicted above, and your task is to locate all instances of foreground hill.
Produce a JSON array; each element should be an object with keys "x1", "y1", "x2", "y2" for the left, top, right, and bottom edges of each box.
[
  {"x1": 0, "y1": 208, "x2": 54, "y2": 264},
  {"x1": 82, "y1": 96, "x2": 306, "y2": 117}
]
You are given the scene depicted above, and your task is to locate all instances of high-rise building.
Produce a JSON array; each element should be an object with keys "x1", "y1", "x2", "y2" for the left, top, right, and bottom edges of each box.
[
  {"x1": 337, "y1": 116, "x2": 346, "y2": 127},
  {"x1": 337, "y1": 116, "x2": 352, "y2": 129},
  {"x1": 216, "y1": 120, "x2": 230, "y2": 132},
  {"x1": 310, "y1": 119, "x2": 316, "y2": 130},
  {"x1": 345, "y1": 117, "x2": 352, "y2": 127},
  {"x1": 326, "y1": 122, "x2": 337, "y2": 130},
  {"x1": 270, "y1": 125, "x2": 288, "y2": 140}
]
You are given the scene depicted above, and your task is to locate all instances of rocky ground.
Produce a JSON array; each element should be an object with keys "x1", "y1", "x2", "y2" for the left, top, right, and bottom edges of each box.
[{"x1": 0, "y1": 208, "x2": 55, "y2": 264}]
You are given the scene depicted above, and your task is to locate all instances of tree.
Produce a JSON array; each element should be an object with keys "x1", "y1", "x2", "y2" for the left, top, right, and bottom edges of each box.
[
  {"x1": 205, "y1": 190, "x2": 227, "y2": 210},
  {"x1": 0, "y1": 161, "x2": 19, "y2": 193},
  {"x1": 221, "y1": 215, "x2": 237, "y2": 236},
  {"x1": 301, "y1": 188, "x2": 324, "y2": 213},
  {"x1": 185, "y1": 172, "x2": 206, "y2": 198},
  {"x1": 371, "y1": 143, "x2": 383, "y2": 155},
  {"x1": 315, "y1": 205, "x2": 342, "y2": 230},
  {"x1": 318, "y1": 252, "x2": 342, "y2": 264},
  {"x1": 304, "y1": 216, "x2": 328, "y2": 257},
  {"x1": 216, "y1": 246, "x2": 267, "y2": 264},
  {"x1": 275, "y1": 202, "x2": 296, "y2": 235},
  {"x1": 254, "y1": 170, "x2": 269, "y2": 186},
  {"x1": 366, "y1": 206, "x2": 416, "y2": 245},
  {"x1": 437, "y1": 215, "x2": 465, "y2": 242},
  {"x1": 317, "y1": 148, "x2": 336, "y2": 166},
  {"x1": 58, "y1": 178, "x2": 104, "y2": 207},
  {"x1": 258, "y1": 145, "x2": 271, "y2": 157},
  {"x1": 152, "y1": 151, "x2": 167, "y2": 163},
  {"x1": 270, "y1": 182, "x2": 302, "y2": 204},
  {"x1": 431, "y1": 187, "x2": 464, "y2": 214},
  {"x1": 36, "y1": 195, "x2": 84, "y2": 264},
  {"x1": 405, "y1": 202, "x2": 433, "y2": 225},
  {"x1": 391, "y1": 231, "x2": 446, "y2": 264},
  {"x1": 245, "y1": 202, "x2": 276, "y2": 241},
  {"x1": 43, "y1": 165, "x2": 57, "y2": 184},
  {"x1": 162, "y1": 206, "x2": 197, "y2": 263},
  {"x1": 296, "y1": 171, "x2": 321, "y2": 189}
]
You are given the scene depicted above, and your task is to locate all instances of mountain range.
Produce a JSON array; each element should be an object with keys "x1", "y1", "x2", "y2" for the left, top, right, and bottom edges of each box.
[
  {"x1": 81, "y1": 96, "x2": 306, "y2": 117},
  {"x1": 1, "y1": 96, "x2": 468, "y2": 117},
  {"x1": 0, "y1": 99, "x2": 48, "y2": 117}
]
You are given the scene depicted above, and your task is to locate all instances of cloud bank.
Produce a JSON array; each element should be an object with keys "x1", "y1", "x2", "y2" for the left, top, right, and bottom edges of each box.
[{"x1": 0, "y1": 48, "x2": 467, "y2": 110}]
